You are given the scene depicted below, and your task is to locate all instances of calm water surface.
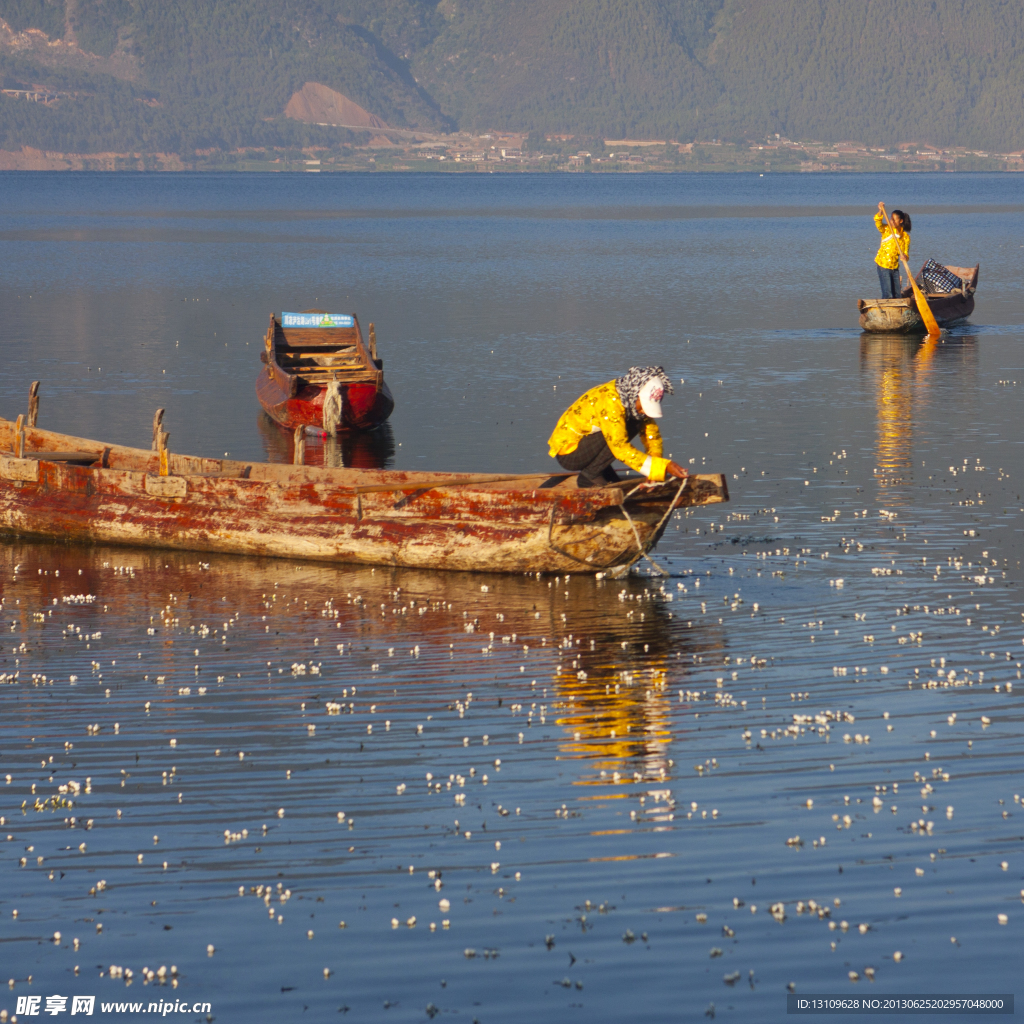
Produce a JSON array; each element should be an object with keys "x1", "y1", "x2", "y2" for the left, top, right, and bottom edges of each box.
[{"x1": 0, "y1": 172, "x2": 1022, "y2": 1022}]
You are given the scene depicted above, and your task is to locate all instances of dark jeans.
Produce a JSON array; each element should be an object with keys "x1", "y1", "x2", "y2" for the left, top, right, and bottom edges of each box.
[
  {"x1": 877, "y1": 264, "x2": 901, "y2": 299},
  {"x1": 556, "y1": 428, "x2": 638, "y2": 487}
]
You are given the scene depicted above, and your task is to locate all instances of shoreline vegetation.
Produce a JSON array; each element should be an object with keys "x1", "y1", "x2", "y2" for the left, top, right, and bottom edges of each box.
[
  {"x1": 3, "y1": 131, "x2": 1023, "y2": 173},
  {"x1": 5, "y1": 1, "x2": 1024, "y2": 173}
]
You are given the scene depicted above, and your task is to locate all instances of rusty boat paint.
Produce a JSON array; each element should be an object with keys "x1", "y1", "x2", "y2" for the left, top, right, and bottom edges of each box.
[
  {"x1": 0, "y1": 419, "x2": 728, "y2": 575},
  {"x1": 256, "y1": 372, "x2": 395, "y2": 433}
]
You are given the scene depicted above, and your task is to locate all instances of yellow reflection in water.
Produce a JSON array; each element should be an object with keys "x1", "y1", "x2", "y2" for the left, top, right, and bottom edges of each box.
[
  {"x1": 860, "y1": 335, "x2": 918, "y2": 488},
  {"x1": 861, "y1": 333, "x2": 981, "y2": 516},
  {"x1": 861, "y1": 334, "x2": 980, "y2": 501},
  {"x1": 555, "y1": 661, "x2": 675, "y2": 777},
  {"x1": 546, "y1": 596, "x2": 724, "y2": 785}
]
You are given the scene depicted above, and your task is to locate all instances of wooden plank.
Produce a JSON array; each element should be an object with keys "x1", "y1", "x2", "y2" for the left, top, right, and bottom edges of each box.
[
  {"x1": 354, "y1": 472, "x2": 575, "y2": 496},
  {"x1": 144, "y1": 475, "x2": 187, "y2": 498},
  {"x1": 198, "y1": 466, "x2": 252, "y2": 479},
  {"x1": 279, "y1": 355, "x2": 364, "y2": 368},
  {"x1": 278, "y1": 359, "x2": 363, "y2": 367},
  {"x1": 278, "y1": 349, "x2": 360, "y2": 359},
  {"x1": 26, "y1": 451, "x2": 101, "y2": 464},
  {"x1": 297, "y1": 371, "x2": 379, "y2": 383},
  {"x1": 0, "y1": 456, "x2": 40, "y2": 482},
  {"x1": 279, "y1": 328, "x2": 361, "y2": 349}
]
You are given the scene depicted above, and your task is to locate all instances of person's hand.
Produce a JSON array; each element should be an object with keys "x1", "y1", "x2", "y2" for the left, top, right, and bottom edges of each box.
[
  {"x1": 666, "y1": 461, "x2": 688, "y2": 480},
  {"x1": 877, "y1": 201, "x2": 886, "y2": 212}
]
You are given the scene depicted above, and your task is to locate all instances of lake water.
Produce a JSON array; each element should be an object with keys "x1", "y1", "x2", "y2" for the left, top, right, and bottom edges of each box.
[{"x1": 0, "y1": 171, "x2": 1022, "y2": 1022}]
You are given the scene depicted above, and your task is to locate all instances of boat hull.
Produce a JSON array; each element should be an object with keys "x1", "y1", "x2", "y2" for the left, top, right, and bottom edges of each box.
[
  {"x1": 256, "y1": 371, "x2": 395, "y2": 432},
  {"x1": 858, "y1": 293, "x2": 975, "y2": 333},
  {"x1": 858, "y1": 262, "x2": 978, "y2": 334},
  {"x1": 0, "y1": 420, "x2": 727, "y2": 575}
]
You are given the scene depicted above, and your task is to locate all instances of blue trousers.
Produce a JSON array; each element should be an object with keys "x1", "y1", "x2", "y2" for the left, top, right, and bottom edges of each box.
[{"x1": 877, "y1": 264, "x2": 901, "y2": 298}]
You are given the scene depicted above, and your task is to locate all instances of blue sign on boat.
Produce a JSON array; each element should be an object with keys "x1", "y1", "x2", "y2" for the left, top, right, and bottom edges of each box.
[{"x1": 281, "y1": 312, "x2": 355, "y2": 329}]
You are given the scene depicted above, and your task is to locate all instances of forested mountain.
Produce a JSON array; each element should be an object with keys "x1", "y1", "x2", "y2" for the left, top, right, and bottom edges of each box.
[{"x1": 3, "y1": 0, "x2": 1024, "y2": 156}]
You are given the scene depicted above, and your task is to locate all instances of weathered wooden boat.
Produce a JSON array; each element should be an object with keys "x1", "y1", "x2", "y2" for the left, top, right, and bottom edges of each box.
[
  {"x1": 858, "y1": 264, "x2": 978, "y2": 333},
  {"x1": 257, "y1": 310, "x2": 394, "y2": 432},
  {"x1": 0, "y1": 417, "x2": 728, "y2": 575}
]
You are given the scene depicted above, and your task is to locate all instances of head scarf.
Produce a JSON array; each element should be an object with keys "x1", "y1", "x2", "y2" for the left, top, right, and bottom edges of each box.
[{"x1": 615, "y1": 366, "x2": 674, "y2": 418}]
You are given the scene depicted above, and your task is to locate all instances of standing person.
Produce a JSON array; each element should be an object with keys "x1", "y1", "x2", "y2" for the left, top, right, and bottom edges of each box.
[
  {"x1": 548, "y1": 366, "x2": 688, "y2": 488},
  {"x1": 874, "y1": 201, "x2": 911, "y2": 298}
]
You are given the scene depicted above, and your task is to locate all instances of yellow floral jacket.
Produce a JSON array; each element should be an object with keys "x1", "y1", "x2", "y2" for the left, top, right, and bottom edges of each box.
[
  {"x1": 874, "y1": 212, "x2": 910, "y2": 270},
  {"x1": 547, "y1": 380, "x2": 669, "y2": 481}
]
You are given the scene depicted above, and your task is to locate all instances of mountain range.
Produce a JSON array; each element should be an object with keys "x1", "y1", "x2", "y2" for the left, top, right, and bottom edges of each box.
[{"x1": 3, "y1": 0, "x2": 1024, "y2": 157}]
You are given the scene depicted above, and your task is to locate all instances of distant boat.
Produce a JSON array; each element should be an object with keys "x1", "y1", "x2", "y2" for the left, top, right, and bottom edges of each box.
[
  {"x1": 0, "y1": 417, "x2": 728, "y2": 575},
  {"x1": 256, "y1": 310, "x2": 394, "y2": 432},
  {"x1": 859, "y1": 263, "x2": 978, "y2": 333}
]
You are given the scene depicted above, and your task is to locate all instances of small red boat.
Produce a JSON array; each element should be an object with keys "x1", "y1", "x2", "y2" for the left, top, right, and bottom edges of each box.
[{"x1": 256, "y1": 310, "x2": 395, "y2": 432}]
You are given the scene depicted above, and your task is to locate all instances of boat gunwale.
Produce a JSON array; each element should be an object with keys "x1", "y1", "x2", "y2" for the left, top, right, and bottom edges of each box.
[{"x1": 0, "y1": 417, "x2": 722, "y2": 510}]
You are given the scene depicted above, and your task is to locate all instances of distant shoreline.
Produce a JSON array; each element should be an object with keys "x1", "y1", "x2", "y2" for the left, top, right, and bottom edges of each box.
[
  {"x1": 3, "y1": 165, "x2": 1024, "y2": 174},
  {"x1": 3, "y1": 138, "x2": 1021, "y2": 175}
]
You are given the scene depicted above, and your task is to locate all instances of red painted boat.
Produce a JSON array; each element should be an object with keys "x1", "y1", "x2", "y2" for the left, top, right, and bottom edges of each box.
[{"x1": 256, "y1": 310, "x2": 395, "y2": 432}]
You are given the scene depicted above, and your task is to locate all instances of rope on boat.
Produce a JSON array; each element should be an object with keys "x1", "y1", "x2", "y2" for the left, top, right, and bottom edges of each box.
[
  {"x1": 323, "y1": 381, "x2": 344, "y2": 435},
  {"x1": 613, "y1": 476, "x2": 690, "y2": 576},
  {"x1": 546, "y1": 476, "x2": 690, "y2": 576}
]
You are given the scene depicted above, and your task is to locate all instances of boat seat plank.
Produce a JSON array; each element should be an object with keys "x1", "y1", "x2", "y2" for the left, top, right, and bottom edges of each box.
[
  {"x1": 27, "y1": 451, "x2": 101, "y2": 464},
  {"x1": 280, "y1": 365, "x2": 366, "y2": 374},
  {"x1": 278, "y1": 353, "x2": 364, "y2": 365},
  {"x1": 295, "y1": 365, "x2": 377, "y2": 376},
  {"x1": 282, "y1": 361, "x2": 366, "y2": 372},
  {"x1": 298, "y1": 372, "x2": 379, "y2": 384},
  {"x1": 276, "y1": 344, "x2": 360, "y2": 352},
  {"x1": 277, "y1": 346, "x2": 359, "y2": 355},
  {"x1": 277, "y1": 355, "x2": 361, "y2": 364},
  {"x1": 277, "y1": 328, "x2": 362, "y2": 350},
  {"x1": 276, "y1": 341, "x2": 358, "y2": 351}
]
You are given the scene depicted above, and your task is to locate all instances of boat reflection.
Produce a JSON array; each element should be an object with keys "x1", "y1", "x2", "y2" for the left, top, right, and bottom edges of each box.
[
  {"x1": 256, "y1": 412, "x2": 396, "y2": 469},
  {"x1": 0, "y1": 539, "x2": 720, "y2": 800},
  {"x1": 531, "y1": 581, "x2": 725, "y2": 787},
  {"x1": 859, "y1": 332, "x2": 979, "y2": 498}
]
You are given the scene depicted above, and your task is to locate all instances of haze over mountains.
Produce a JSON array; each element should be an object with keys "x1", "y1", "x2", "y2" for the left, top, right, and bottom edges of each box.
[{"x1": 3, "y1": 0, "x2": 1024, "y2": 158}]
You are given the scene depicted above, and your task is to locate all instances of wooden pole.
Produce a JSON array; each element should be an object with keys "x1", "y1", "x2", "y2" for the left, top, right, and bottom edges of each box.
[
  {"x1": 27, "y1": 382, "x2": 40, "y2": 428},
  {"x1": 152, "y1": 408, "x2": 170, "y2": 475},
  {"x1": 13, "y1": 414, "x2": 24, "y2": 458},
  {"x1": 293, "y1": 426, "x2": 306, "y2": 466},
  {"x1": 152, "y1": 409, "x2": 166, "y2": 452},
  {"x1": 368, "y1": 323, "x2": 377, "y2": 363}
]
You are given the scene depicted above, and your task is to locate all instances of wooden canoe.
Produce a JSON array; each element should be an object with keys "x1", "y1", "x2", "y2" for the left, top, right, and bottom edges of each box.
[
  {"x1": 858, "y1": 263, "x2": 978, "y2": 333},
  {"x1": 0, "y1": 418, "x2": 728, "y2": 575},
  {"x1": 256, "y1": 310, "x2": 394, "y2": 432}
]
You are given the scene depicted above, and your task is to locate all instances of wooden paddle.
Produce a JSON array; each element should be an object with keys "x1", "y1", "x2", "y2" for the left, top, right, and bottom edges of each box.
[{"x1": 880, "y1": 203, "x2": 941, "y2": 340}]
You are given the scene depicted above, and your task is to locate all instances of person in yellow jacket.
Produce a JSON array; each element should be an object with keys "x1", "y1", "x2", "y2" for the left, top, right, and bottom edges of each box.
[
  {"x1": 548, "y1": 366, "x2": 688, "y2": 488},
  {"x1": 874, "y1": 201, "x2": 911, "y2": 298}
]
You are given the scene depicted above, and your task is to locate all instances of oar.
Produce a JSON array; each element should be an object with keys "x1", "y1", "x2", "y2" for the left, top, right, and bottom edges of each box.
[{"x1": 880, "y1": 203, "x2": 941, "y2": 340}]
